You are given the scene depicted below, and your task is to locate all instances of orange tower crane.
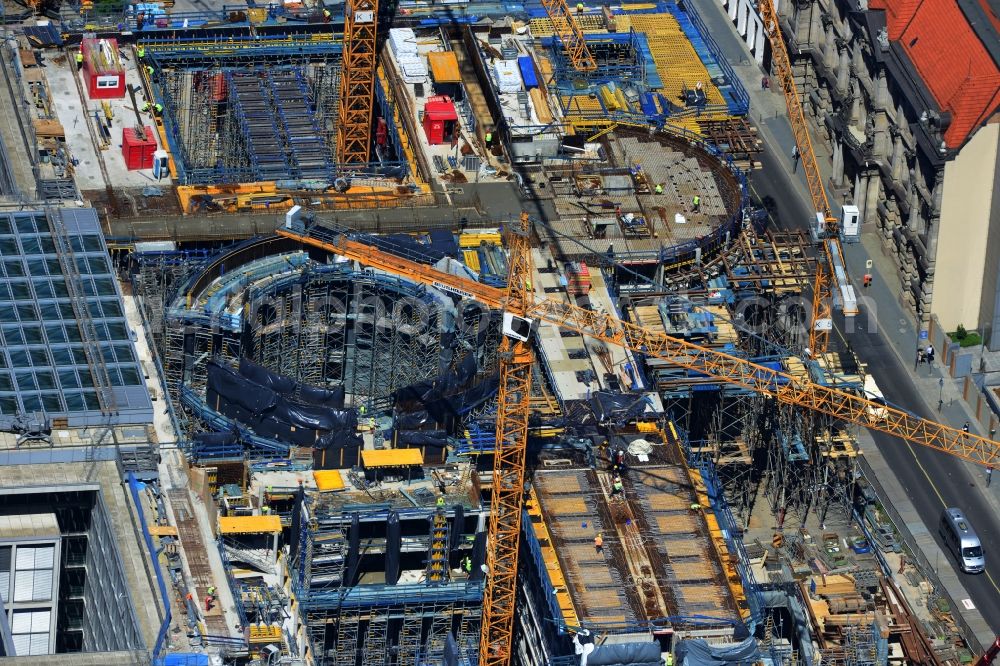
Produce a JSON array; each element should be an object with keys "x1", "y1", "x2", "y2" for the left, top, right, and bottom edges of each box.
[
  {"x1": 759, "y1": 0, "x2": 856, "y2": 355},
  {"x1": 337, "y1": 0, "x2": 379, "y2": 164},
  {"x1": 276, "y1": 218, "x2": 999, "y2": 666},
  {"x1": 478, "y1": 214, "x2": 535, "y2": 665},
  {"x1": 541, "y1": 0, "x2": 597, "y2": 72}
]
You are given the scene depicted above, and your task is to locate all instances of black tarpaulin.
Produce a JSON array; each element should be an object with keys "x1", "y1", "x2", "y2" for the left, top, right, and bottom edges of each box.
[
  {"x1": 673, "y1": 636, "x2": 758, "y2": 665},
  {"x1": 396, "y1": 430, "x2": 450, "y2": 448},
  {"x1": 586, "y1": 642, "x2": 662, "y2": 666},
  {"x1": 346, "y1": 513, "x2": 360, "y2": 587},
  {"x1": 590, "y1": 391, "x2": 652, "y2": 423},
  {"x1": 208, "y1": 360, "x2": 358, "y2": 447},
  {"x1": 385, "y1": 512, "x2": 401, "y2": 585},
  {"x1": 240, "y1": 357, "x2": 296, "y2": 394},
  {"x1": 469, "y1": 531, "x2": 486, "y2": 581},
  {"x1": 193, "y1": 429, "x2": 238, "y2": 445},
  {"x1": 371, "y1": 234, "x2": 445, "y2": 264},
  {"x1": 395, "y1": 410, "x2": 432, "y2": 429},
  {"x1": 450, "y1": 505, "x2": 465, "y2": 551},
  {"x1": 208, "y1": 361, "x2": 278, "y2": 414},
  {"x1": 298, "y1": 383, "x2": 346, "y2": 409}
]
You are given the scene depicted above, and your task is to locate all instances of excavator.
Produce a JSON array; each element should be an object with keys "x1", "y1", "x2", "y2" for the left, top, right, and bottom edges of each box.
[{"x1": 278, "y1": 213, "x2": 999, "y2": 666}]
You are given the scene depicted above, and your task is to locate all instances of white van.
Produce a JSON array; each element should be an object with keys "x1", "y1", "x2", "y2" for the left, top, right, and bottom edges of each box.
[
  {"x1": 862, "y1": 375, "x2": 888, "y2": 423},
  {"x1": 940, "y1": 508, "x2": 985, "y2": 574}
]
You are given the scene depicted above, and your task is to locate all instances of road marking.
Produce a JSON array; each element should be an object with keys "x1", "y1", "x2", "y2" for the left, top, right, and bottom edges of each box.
[
  {"x1": 961, "y1": 599, "x2": 975, "y2": 610},
  {"x1": 903, "y1": 435, "x2": 1000, "y2": 597}
]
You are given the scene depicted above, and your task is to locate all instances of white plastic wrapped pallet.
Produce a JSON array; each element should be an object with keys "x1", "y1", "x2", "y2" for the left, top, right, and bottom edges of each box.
[
  {"x1": 388, "y1": 28, "x2": 418, "y2": 58},
  {"x1": 493, "y1": 60, "x2": 523, "y2": 94},
  {"x1": 397, "y1": 54, "x2": 428, "y2": 83}
]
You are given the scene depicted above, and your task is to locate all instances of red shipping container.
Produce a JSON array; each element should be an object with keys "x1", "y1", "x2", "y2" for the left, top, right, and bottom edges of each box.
[
  {"x1": 81, "y1": 37, "x2": 126, "y2": 99},
  {"x1": 422, "y1": 95, "x2": 458, "y2": 145},
  {"x1": 122, "y1": 126, "x2": 157, "y2": 170}
]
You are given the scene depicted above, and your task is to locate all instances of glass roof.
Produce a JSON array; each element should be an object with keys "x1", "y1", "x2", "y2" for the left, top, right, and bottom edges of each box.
[{"x1": 0, "y1": 209, "x2": 152, "y2": 428}]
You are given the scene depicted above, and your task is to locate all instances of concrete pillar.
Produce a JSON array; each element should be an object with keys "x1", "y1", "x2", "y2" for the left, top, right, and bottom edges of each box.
[
  {"x1": 832, "y1": 141, "x2": 844, "y2": 187},
  {"x1": 836, "y1": 48, "x2": 850, "y2": 95},
  {"x1": 864, "y1": 172, "x2": 881, "y2": 228},
  {"x1": 824, "y1": 26, "x2": 838, "y2": 71},
  {"x1": 908, "y1": 188, "x2": 922, "y2": 233},
  {"x1": 849, "y1": 88, "x2": 862, "y2": 125},
  {"x1": 854, "y1": 172, "x2": 870, "y2": 223},
  {"x1": 875, "y1": 72, "x2": 889, "y2": 111},
  {"x1": 891, "y1": 136, "x2": 905, "y2": 181}
]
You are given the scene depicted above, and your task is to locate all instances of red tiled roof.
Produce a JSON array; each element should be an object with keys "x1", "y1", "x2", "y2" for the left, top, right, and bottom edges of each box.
[{"x1": 871, "y1": 0, "x2": 1000, "y2": 148}]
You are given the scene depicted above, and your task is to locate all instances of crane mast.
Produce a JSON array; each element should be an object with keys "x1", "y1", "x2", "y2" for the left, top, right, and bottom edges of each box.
[
  {"x1": 478, "y1": 214, "x2": 535, "y2": 666},
  {"x1": 540, "y1": 0, "x2": 597, "y2": 71},
  {"x1": 337, "y1": 0, "x2": 378, "y2": 164},
  {"x1": 758, "y1": 0, "x2": 856, "y2": 355}
]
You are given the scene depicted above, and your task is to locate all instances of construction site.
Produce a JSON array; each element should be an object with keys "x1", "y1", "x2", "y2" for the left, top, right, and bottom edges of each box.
[{"x1": 0, "y1": 0, "x2": 998, "y2": 665}]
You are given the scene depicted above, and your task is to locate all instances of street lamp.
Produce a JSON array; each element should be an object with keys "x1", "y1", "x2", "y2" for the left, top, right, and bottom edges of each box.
[{"x1": 938, "y1": 377, "x2": 944, "y2": 412}]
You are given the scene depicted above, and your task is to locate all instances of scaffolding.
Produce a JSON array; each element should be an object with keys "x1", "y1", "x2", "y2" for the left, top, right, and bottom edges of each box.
[
  {"x1": 144, "y1": 34, "x2": 409, "y2": 185},
  {"x1": 291, "y1": 494, "x2": 484, "y2": 666}
]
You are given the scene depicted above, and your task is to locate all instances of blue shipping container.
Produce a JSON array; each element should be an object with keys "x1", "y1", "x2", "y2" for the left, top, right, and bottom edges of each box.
[{"x1": 518, "y1": 56, "x2": 538, "y2": 89}]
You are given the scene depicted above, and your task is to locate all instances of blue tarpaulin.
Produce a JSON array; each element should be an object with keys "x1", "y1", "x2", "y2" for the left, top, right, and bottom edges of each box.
[{"x1": 518, "y1": 55, "x2": 539, "y2": 89}]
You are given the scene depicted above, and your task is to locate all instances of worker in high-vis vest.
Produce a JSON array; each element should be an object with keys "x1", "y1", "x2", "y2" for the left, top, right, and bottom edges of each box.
[
  {"x1": 75, "y1": 51, "x2": 84, "y2": 70},
  {"x1": 136, "y1": 45, "x2": 145, "y2": 59}
]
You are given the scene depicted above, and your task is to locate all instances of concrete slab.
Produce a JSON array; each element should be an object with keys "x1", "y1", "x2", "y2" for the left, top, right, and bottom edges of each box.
[{"x1": 47, "y1": 44, "x2": 170, "y2": 193}]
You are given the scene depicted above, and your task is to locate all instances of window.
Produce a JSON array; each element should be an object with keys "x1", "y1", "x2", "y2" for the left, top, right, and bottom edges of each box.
[
  {"x1": 10, "y1": 609, "x2": 51, "y2": 655},
  {"x1": 96, "y1": 75, "x2": 120, "y2": 89},
  {"x1": 13, "y1": 545, "x2": 54, "y2": 602},
  {"x1": 963, "y1": 546, "x2": 983, "y2": 558},
  {"x1": 0, "y1": 546, "x2": 10, "y2": 602}
]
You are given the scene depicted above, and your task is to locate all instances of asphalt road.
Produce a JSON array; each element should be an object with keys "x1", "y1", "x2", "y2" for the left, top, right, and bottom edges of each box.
[{"x1": 748, "y1": 145, "x2": 1000, "y2": 630}]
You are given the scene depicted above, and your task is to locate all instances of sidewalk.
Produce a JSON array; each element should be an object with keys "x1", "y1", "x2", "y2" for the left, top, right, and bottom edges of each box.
[
  {"x1": 689, "y1": 0, "x2": 997, "y2": 648},
  {"x1": 689, "y1": 0, "x2": 998, "y2": 501}
]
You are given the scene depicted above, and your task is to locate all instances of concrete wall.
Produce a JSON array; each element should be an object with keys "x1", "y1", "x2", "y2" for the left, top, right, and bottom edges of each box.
[{"x1": 932, "y1": 123, "x2": 1000, "y2": 332}]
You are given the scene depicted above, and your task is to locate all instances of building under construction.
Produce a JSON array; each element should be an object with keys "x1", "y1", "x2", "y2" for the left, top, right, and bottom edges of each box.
[{"x1": 0, "y1": 0, "x2": 992, "y2": 663}]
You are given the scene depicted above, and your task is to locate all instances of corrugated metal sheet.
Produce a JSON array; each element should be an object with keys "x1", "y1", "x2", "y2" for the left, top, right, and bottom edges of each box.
[
  {"x1": 428, "y1": 51, "x2": 461, "y2": 83},
  {"x1": 313, "y1": 469, "x2": 345, "y2": 491},
  {"x1": 361, "y1": 448, "x2": 423, "y2": 468},
  {"x1": 218, "y1": 515, "x2": 282, "y2": 534}
]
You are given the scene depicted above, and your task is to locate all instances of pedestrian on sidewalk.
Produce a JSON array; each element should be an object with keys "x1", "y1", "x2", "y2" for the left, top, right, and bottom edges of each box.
[
  {"x1": 963, "y1": 421, "x2": 970, "y2": 433},
  {"x1": 916, "y1": 348, "x2": 925, "y2": 369},
  {"x1": 987, "y1": 465, "x2": 993, "y2": 487},
  {"x1": 926, "y1": 345, "x2": 935, "y2": 366},
  {"x1": 761, "y1": 76, "x2": 769, "y2": 90},
  {"x1": 791, "y1": 146, "x2": 800, "y2": 173}
]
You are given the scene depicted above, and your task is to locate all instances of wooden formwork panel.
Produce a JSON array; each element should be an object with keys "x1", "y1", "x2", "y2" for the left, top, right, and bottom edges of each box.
[
  {"x1": 643, "y1": 492, "x2": 689, "y2": 511},
  {"x1": 654, "y1": 514, "x2": 699, "y2": 534},
  {"x1": 669, "y1": 560, "x2": 716, "y2": 581},
  {"x1": 658, "y1": 540, "x2": 705, "y2": 558},
  {"x1": 537, "y1": 473, "x2": 585, "y2": 495},
  {"x1": 559, "y1": 521, "x2": 599, "y2": 540},
  {"x1": 546, "y1": 496, "x2": 591, "y2": 516}
]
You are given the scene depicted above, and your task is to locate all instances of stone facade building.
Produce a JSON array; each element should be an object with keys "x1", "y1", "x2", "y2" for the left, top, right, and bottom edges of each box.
[{"x1": 736, "y1": 0, "x2": 1000, "y2": 340}]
